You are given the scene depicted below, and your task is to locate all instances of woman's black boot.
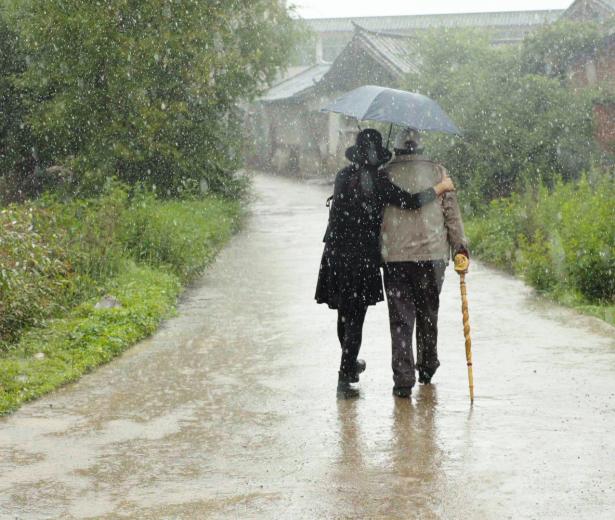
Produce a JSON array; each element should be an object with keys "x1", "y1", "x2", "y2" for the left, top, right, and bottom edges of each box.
[
  {"x1": 349, "y1": 359, "x2": 366, "y2": 383},
  {"x1": 337, "y1": 371, "x2": 360, "y2": 398}
]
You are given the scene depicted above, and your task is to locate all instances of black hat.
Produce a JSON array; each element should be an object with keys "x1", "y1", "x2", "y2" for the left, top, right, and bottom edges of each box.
[{"x1": 345, "y1": 128, "x2": 392, "y2": 166}]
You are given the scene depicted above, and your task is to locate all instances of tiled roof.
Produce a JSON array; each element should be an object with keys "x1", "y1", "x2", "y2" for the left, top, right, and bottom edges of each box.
[
  {"x1": 305, "y1": 10, "x2": 564, "y2": 34},
  {"x1": 261, "y1": 63, "x2": 331, "y2": 101},
  {"x1": 353, "y1": 25, "x2": 419, "y2": 75},
  {"x1": 317, "y1": 25, "x2": 419, "y2": 91},
  {"x1": 563, "y1": 0, "x2": 615, "y2": 18}
]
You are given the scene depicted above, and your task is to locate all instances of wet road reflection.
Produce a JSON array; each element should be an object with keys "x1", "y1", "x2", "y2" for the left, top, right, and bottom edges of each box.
[{"x1": 0, "y1": 173, "x2": 614, "y2": 519}]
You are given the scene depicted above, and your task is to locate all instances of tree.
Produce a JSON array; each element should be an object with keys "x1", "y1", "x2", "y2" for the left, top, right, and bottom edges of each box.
[
  {"x1": 402, "y1": 29, "x2": 596, "y2": 207},
  {"x1": 520, "y1": 20, "x2": 603, "y2": 80},
  {"x1": 0, "y1": 12, "x2": 38, "y2": 202},
  {"x1": 9, "y1": 0, "x2": 298, "y2": 197}
]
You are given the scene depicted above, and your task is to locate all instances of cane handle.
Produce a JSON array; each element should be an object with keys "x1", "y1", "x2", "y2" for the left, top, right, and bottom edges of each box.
[{"x1": 454, "y1": 254, "x2": 469, "y2": 274}]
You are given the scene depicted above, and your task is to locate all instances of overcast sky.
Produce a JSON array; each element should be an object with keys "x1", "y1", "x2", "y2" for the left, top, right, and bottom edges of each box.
[{"x1": 293, "y1": 0, "x2": 573, "y2": 19}]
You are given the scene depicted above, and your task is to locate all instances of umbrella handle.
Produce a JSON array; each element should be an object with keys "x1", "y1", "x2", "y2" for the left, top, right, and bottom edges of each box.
[{"x1": 385, "y1": 123, "x2": 393, "y2": 149}]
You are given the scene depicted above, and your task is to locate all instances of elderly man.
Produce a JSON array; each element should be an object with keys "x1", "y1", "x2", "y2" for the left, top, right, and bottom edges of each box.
[{"x1": 381, "y1": 128, "x2": 469, "y2": 398}]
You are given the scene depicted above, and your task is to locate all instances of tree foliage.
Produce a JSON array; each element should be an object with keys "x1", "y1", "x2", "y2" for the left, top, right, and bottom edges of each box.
[
  {"x1": 403, "y1": 29, "x2": 597, "y2": 207},
  {"x1": 0, "y1": 15, "x2": 23, "y2": 148},
  {"x1": 466, "y1": 175, "x2": 615, "y2": 304},
  {"x1": 520, "y1": 20, "x2": 603, "y2": 80},
  {"x1": 0, "y1": 13, "x2": 39, "y2": 201},
  {"x1": 3, "y1": 0, "x2": 298, "y2": 198}
]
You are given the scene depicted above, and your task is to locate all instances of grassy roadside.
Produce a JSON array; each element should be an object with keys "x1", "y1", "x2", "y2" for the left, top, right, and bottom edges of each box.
[
  {"x1": 0, "y1": 194, "x2": 241, "y2": 415},
  {"x1": 0, "y1": 263, "x2": 180, "y2": 414},
  {"x1": 463, "y1": 240, "x2": 615, "y2": 327},
  {"x1": 464, "y1": 177, "x2": 614, "y2": 327},
  {"x1": 558, "y1": 297, "x2": 615, "y2": 326}
]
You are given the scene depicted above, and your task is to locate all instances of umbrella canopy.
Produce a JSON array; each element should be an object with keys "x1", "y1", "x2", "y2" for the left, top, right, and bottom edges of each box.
[{"x1": 321, "y1": 85, "x2": 461, "y2": 135}]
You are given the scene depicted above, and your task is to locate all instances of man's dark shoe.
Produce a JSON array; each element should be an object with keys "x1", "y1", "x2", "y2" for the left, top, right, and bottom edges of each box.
[
  {"x1": 393, "y1": 386, "x2": 412, "y2": 398},
  {"x1": 418, "y1": 368, "x2": 436, "y2": 385},
  {"x1": 337, "y1": 371, "x2": 360, "y2": 398}
]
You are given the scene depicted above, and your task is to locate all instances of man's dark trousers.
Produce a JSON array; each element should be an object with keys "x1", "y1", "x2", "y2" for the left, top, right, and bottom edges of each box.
[{"x1": 383, "y1": 260, "x2": 447, "y2": 389}]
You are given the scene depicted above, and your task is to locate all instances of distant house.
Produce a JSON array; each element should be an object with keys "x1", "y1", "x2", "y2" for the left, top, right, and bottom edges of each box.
[
  {"x1": 562, "y1": 1, "x2": 615, "y2": 152},
  {"x1": 315, "y1": 25, "x2": 420, "y2": 170},
  {"x1": 569, "y1": 29, "x2": 615, "y2": 89},
  {"x1": 594, "y1": 102, "x2": 615, "y2": 153},
  {"x1": 304, "y1": 10, "x2": 564, "y2": 63},
  {"x1": 247, "y1": 63, "x2": 331, "y2": 174},
  {"x1": 250, "y1": 25, "x2": 418, "y2": 175},
  {"x1": 562, "y1": 0, "x2": 615, "y2": 21},
  {"x1": 569, "y1": 29, "x2": 615, "y2": 151}
]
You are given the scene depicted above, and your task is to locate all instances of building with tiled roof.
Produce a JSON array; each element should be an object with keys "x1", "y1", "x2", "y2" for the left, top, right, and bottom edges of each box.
[
  {"x1": 563, "y1": 0, "x2": 615, "y2": 21},
  {"x1": 260, "y1": 64, "x2": 331, "y2": 103},
  {"x1": 306, "y1": 10, "x2": 564, "y2": 63},
  {"x1": 317, "y1": 25, "x2": 420, "y2": 93},
  {"x1": 251, "y1": 24, "x2": 419, "y2": 174},
  {"x1": 251, "y1": 25, "x2": 422, "y2": 175}
]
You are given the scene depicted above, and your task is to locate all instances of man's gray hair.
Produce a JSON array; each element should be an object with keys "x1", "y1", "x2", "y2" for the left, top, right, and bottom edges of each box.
[{"x1": 394, "y1": 128, "x2": 422, "y2": 152}]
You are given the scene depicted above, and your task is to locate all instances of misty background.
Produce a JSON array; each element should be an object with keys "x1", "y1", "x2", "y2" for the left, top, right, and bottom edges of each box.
[{"x1": 295, "y1": 0, "x2": 572, "y2": 18}]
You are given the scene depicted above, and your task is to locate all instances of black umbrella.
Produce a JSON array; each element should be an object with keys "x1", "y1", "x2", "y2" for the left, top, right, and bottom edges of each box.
[{"x1": 321, "y1": 85, "x2": 461, "y2": 135}]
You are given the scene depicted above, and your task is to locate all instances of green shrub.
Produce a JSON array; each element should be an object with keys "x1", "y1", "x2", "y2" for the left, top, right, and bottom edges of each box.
[
  {"x1": 0, "y1": 205, "x2": 74, "y2": 344},
  {"x1": 35, "y1": 185, "x2": 129, "y2": 283},
  {"x1": 1, "y1": 181, "x2": 241, "y2": 349},
  {"x1": 517, "y1": 231, "x2": 560, "y2": 292},
  {"x1": 467, "y1": 174, "x2": 615, "y2": 305},
  {"x1": 0, "y1": 186, "x2": 129, "y2": 346},
  {"x1": 465, "y1": 197, "x2": 523, "y2": 270},
  {"x1": 558, "y1": 177, "x2": 615, "y2": 302},
  {"x1": 122, "y1": 194, "x2": 241, "y2": 282}
]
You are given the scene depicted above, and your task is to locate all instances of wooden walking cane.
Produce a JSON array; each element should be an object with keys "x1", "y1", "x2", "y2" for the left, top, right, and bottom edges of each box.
[{"x1": 454, "y1": 254, "x2": 474, "y2": 403}]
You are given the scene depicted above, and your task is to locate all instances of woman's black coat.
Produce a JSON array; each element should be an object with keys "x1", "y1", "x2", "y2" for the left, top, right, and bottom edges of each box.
[{"x1": 315, "y1": 164, "x2": 437, "y2": 310}]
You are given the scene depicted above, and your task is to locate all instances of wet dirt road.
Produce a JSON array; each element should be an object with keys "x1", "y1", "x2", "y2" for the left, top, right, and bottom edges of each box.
[{"x1": 1, "y1": 173, "x2": 615, "y2": 519}]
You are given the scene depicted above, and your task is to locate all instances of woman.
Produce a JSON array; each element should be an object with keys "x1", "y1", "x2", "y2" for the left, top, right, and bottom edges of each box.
[{"x1": 315, "y1": 129, "x2": 455, "y2": 396}]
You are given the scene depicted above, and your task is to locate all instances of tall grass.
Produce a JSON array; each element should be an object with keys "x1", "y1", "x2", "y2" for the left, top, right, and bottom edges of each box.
[
  {"x1": 122, "y1": 194, "x2": 240, "y2": 282},
  {"x1": 466, "y1": 173, "x2": 615, "y2": 311},
  {"x1": 0, "y1": 186, "x2": 241, "y2": 349}
]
